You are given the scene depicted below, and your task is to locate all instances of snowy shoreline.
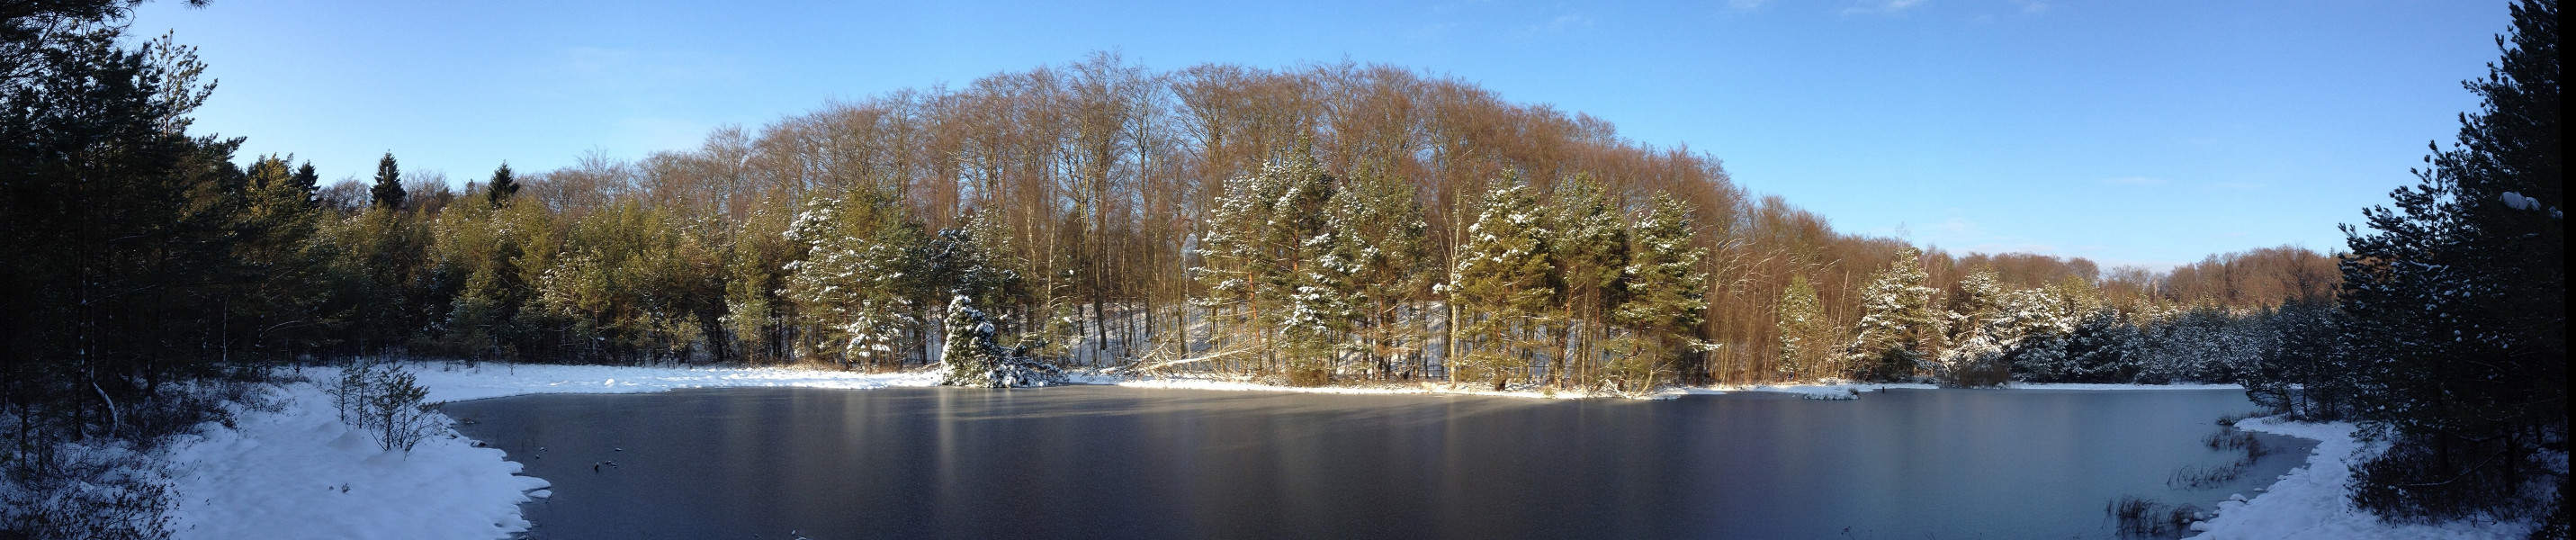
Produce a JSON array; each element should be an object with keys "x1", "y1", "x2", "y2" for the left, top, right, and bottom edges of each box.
[
  {"x1": 153, "y1": 362, "x2": 2261, "y2": 539},
  {"x1": 2187, "y1": 417, "x2": 2534, "y2": 539}
]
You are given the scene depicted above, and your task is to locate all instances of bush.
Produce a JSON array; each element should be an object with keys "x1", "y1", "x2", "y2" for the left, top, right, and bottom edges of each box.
[
  {"x1": 1284, "y1": 367, "x2": 1333, "y2": 387},
  {"x1": 2351, "y1": 431, "x2": 2558, "y2": 525},
  {"x1": 327, "y1": 361, "x2": 443, "y2": 453},
  {"x1": 0, "y1": 441, "x2": 175, "y2": 540}
]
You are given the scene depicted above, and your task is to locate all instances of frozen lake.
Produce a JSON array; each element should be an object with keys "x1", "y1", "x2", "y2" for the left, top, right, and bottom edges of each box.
[{"x1": 444, "y1": 385, "x2": 2309, "y2": 539}]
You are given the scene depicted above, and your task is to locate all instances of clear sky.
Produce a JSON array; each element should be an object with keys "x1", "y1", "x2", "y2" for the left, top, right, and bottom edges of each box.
[{"x1": 130, "y1": 0, "x2": 2512, "y2": 269}]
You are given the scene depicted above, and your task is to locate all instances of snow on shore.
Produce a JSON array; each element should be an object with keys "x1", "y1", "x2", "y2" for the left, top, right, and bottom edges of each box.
[
  {"x1": 2190, "y1": 417, "x2": 2532, "y2": 539},
  {"x1": 162, "y1": 382, "x2": 548, "y2": 540},
  {"x1": 1074, "y1": 371, "x2": 2239, "y2": 400},
  {"x1": 396, "y1": 361, "x2": 942, "y2": 402}
]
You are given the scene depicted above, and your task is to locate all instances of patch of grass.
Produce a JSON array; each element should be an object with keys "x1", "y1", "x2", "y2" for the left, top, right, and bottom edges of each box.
[{"x1": 2105, "y1": 495, "x2": 2200, "y2": 537}]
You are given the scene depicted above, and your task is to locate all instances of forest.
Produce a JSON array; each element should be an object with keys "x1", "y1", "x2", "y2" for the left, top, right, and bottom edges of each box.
[
  {"x1": 9, "y1": 47, "x2": 2347, "y2": 393},
  {"x1": 3, "y1": 0, "x2": 2560, "y2": 537}
]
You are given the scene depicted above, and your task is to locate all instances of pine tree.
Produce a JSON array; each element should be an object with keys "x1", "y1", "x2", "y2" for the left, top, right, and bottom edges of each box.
[
  {"x1": 783, "y1": 190, "x2": 929, "y2": 369},
  {"x1": 369, "y1": 151, "x2": 405, "y2": 210},
  {"x1": 1775, "y1": 274, "x2": 1830, "y2": 381},
  {"x1": 940, "y1": 294, "x2": 1004, "y2": 384},
  {"x1": 1450, "y1": 176, "x2": 1557, "y2": 391},
  {"x1": 1549, "y1": 174, "x2": 1627, "y2": 388},
  {"x1": 1265, "y1": 155, "x2": 1342, "y2": 382},
  {"x1": 292, "y1": 161, "x2": 321, "y2": 208},
  {"x1": 1846, "y1": 246, "x2": 1941, "y2": 382},
  {"x1": 1191, "y1": 159, "x2": 1292, "y2": 367},
  {"x1": 1607, "y1": 194, "x2": 1708, "y2": 392},
  {"x1": 1324, "y1": 168, "x2": 1432, "y2": 379},
  {"x1": 2337, "y1": 0, "x2": 2563, "y2": 522},
  {"x1": 484, "y1": 162, "x2": 518, "y2": 206}
]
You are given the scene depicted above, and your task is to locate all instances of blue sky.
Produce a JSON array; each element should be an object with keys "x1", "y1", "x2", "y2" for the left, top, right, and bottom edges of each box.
[{"x1": 130, "y1": 0, "x2": 2510, "y2": 269}]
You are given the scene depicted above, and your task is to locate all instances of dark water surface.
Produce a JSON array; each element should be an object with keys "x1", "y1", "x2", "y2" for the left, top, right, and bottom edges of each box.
[{"x1": 444, "y1": 386, "x2": 2310, "y2": 539}]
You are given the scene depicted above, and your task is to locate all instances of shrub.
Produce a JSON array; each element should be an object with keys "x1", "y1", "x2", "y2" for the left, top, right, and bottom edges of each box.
[
  {"x1": 0, "y1": 442, "x2": 175, "y2": 540},
  {"x1": 327, "y1": 361, "x2": 443, "y2": 453}
]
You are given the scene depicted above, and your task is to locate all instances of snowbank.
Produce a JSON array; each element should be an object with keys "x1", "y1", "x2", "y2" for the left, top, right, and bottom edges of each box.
[
  {"x1": 1066, "y1": 372, "x2": 1637, "y2": 400},
  {"x1": 162, "y1": 382, "x2": 549, "y2": 540},
  {"x1": 2189, "y1": 417, "x2": 2532, "y2": 539},
  {"x1": 397, "y1": 361, "x2": 943, "y2": 402}
]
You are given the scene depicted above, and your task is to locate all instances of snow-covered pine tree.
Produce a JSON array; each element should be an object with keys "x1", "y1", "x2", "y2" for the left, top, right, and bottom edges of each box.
[
  {"x1": 938, "y1": 293, "x2": 1058, "y2": 387},
  {"x1": 2246, "y1": 299, "x2": 2355, "y2": 420},
  {"x1": 1775, "y1": 274, "x2": 1832, "y2": 381},
  {"x1": 1189, "y1": 158, "x2": 1295, "y2": 370},
  {"x1": 1267, "y1": 155, "x2": 1346, "y2": 383},
  {"x1": 1451, "y1": 176, "x2": 1557, "y2": 391},
  {"x1": 783, "y1": 190, "x2": 929, "y2": 369},
  {"x1": 2337, "y1": 0, "x2": 2563, "y2": 521},
  {"x1": 1548, "y1": 175, "x2": 1628, "y2": 388},
  {"x1": 1325, "y1": 168, "x2": 1432, "y2": 380},
  {"x1": 1934, "y1": 269, "x2": 2006, "y2": 385},
  {"x1": 1607, "y1": 194, "x2": 1708, "y2": 392},
  {"x1": 1845, "y1": 246, "x2": 1942, "y2": 382},
  {"x1": 941, "y1": 294, "x2": 1003, "y2": 384}
]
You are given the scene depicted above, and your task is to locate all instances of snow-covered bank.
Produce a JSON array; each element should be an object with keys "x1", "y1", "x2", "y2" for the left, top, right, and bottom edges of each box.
[
  {"x1": 162, "y1": 382, "x2": 549, "y2": 539},
  {"x1": 395, "y1": 361, "x2": 942, "y2": 402},
  {"x1": 1070, "y1": 371, "x2": 2244, "y2": 400},
  {"x1": 2190, "y1": 417, "x2": 2533, "y2": 539}
]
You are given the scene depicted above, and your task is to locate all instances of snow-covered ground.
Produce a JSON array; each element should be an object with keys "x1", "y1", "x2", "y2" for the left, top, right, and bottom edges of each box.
[
  {"x1": 2190, "y1": 417, "x2": 2535, "y2": 539},
  {"x1": 393, "y1": 361, "x2": 942, "y2": 402},
  {"x1": 161, "y1": 383, "x2": 547, "y2": 539}
]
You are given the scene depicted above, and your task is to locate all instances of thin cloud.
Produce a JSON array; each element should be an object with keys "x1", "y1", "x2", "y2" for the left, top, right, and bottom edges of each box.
[
  {"x1": 1728, "y1": 0, "x2": 1771, "y2": 11},
  {"x1": 1842, "y1": 0, "x2": 1926, "y2": 15},
  {"x1": 1521, "y1": 13, "x2": 1595, "y2": 35}
]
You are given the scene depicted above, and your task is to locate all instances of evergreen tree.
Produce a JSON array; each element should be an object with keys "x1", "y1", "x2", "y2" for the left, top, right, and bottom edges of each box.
[
  {"x1": 1191, "y1": 159, "x2": 1292, "y2": 366},
  {"x1": 1846, "y1": 247, "x2": 1941, "y2": 382},
  {"x1": 1450, "y1": 176, "x2": 1557, "y2": 391},
  {"x1": 484, "y1": 162, "x2": 518, "y2": 206},
  {"x1": 369, "y1": 151, "x2": 404, "y2": 210},
  {"x1": 1264, "y1": 155, "x2": 1342, "y2": 382},
  {"x1": 1549, "y1": 174, "x2": 1627, "y2": 387},
  {"x1": 783, "y1": 190, "x2": 929, "y2": 368},
  {"x1": 940, "y1": 294, "x2": 1005, "y2": 385},
  {"x1": 2336, "y1": 0, "x2": 2563, "y2": 522},
  {"x1": 1325, "y1": 168, "x2": 1432, "y2": 379},
  {"x1": 938, "y1": 294, "x2": 1057, "y2": 387},
  {"x1": 292, "y1": 161, "x2": 321, "y2": 207},
  {"x1": 1775, "y1": 274, "x2": 1831, "y2": 381},
  {"x1": 1607, "y1": 194, "x2": 1708, "y2": 392}
]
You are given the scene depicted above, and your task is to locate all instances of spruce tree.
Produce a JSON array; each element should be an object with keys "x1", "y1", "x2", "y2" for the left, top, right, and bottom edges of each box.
[
  {"x1": 292, "y1": 161, "x2": 321, "y2": 208},
  {"x1": 369, "y1": 151, "x2": 405, "y2": 210},
  {"x1": 484, "y1": 162, "x2": 518, "y2": 206}
]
